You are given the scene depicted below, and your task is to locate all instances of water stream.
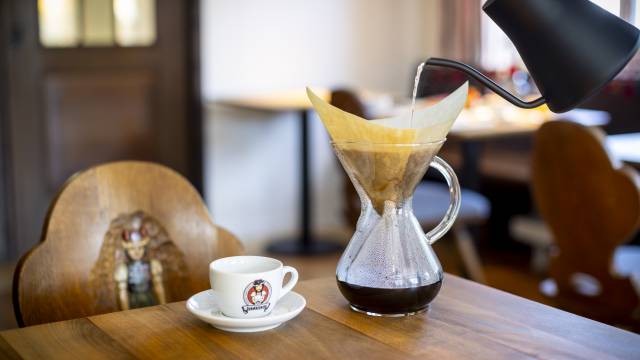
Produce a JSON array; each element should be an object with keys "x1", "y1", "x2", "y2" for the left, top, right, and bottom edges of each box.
[{"x1": 410, "y1": 62, "x2": 425, "y2": 127}]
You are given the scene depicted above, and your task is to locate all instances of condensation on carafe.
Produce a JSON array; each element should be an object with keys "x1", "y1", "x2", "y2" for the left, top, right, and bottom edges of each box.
[{"x1": 337, "y1": 197, "x2": 443, "y2": 289}]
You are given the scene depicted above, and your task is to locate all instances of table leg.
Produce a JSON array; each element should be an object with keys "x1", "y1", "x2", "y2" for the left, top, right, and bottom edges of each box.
[
  {"x1": 266, "y1": 109, "x2": 343, "y2": 255},
  {"x1": 301, "y1": 107, "x2": 311, "y2": 246},
  {"x1": 460, "y1": 141, "x2": 483, "y2": 190}
]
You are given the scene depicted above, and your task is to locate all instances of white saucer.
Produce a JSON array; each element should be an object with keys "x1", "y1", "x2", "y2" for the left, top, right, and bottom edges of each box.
[{"x1": 186, "y1": 290, "x2": 306, "y2": 332}]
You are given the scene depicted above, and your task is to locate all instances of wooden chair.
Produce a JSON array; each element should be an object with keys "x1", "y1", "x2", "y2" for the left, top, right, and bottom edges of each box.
[
  {"x1": 532, "y1": 121, "x2": 640, "y2": 329},
  {"x1": 13, "y1": 161, "x2": 244, "y2": 327},
  {"x1": 331, "y1": 89, "x2": 489, "y2": 283}
]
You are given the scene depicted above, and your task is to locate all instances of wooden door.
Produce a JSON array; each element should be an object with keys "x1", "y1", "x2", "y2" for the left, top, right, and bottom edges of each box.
[
  {"x1": 0, "y1": 0, "x2": 9, "y2": 260},
  {"x1": 1, "y1": 0, "x2": 201, "y2": 260}
]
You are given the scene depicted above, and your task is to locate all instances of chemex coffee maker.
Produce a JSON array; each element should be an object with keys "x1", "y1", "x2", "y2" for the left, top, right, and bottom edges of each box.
[{"x1": 313, "y1": 0, "x2": 639, "y2": 317}]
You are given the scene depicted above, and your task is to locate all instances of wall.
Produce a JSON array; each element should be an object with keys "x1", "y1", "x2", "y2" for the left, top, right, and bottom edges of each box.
[{"x1": 200, "y1": 0, "x2": 441, "y2": 252}]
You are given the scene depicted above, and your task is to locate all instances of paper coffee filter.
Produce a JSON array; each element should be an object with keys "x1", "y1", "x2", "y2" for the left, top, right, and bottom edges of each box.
[
  {"x1": 306, "y1": 82, "x2": 468, "y2": 145},
  {"x1": 307, "y1": 83, "x2": 468, "y2": 215},
  {"x1": 372, "y1": 82, "x2": 468, "y2": 142},
  {"x1": 306, "y1": 90, "x2": 413, "y2": 146}
]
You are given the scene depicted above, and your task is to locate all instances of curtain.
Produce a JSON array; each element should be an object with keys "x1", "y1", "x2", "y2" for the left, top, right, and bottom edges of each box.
[{"x1": 439, "y1": 0, "x2": 482, "y2": 65}]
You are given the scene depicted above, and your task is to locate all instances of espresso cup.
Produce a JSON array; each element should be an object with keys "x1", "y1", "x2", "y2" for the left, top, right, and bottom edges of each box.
[{"x1": 209, "y1": 256, "x2": 299, "y2": 318}]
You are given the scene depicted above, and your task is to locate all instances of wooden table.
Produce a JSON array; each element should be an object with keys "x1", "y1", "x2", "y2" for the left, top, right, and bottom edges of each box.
[
  {"x1": 450, "y1": 108, "x2": 610, "y2": 140},
  {"x1": 450, "y1": 108, "x2": 610, "y2": 188},
  {"x1": 218, "y1": 90, "x2": 342, "y2": 255},
  {"x1": 2, "y1": 275, "x2": 639, "y2": 359},
  {"x1": 607, "y1": 132, "x2": 640, "y2": 168}
]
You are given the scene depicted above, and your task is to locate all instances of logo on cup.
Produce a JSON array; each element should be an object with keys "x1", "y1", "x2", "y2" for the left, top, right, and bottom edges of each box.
[{"x1": 241, "y1": 279, "x2": 272, "y2": 314}]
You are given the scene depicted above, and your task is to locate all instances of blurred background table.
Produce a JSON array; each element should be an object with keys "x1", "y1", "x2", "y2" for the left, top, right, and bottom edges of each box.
[{"x1": 449, "y1": 106, "x2": 610, "y2": 189}]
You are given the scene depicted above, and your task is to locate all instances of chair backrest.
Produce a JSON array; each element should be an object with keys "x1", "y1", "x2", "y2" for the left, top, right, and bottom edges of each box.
[
  {"x1": 330, "y1": 89, "x2": 368, "y2": 228},
  {"x1": 13, "y1": 161, "x2": 244, "y2": 326},
  {"x1": 330, "y1": 89, "x2": 368, "y2": 119},
  {"x1": 531, "y1": 121, "x2": 640, "y2": 321}
]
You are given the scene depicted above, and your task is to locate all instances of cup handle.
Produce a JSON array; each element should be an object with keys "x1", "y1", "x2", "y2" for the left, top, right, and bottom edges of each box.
[
  {"x1": 280, "y1": 266, "x2": 299, "y2": 298},
  {"x1": 424, "y1": 156, "x2": 462, "y2": 245}
]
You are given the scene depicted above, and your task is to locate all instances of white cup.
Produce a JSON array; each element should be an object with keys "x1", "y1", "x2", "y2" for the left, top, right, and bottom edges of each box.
[{"x1": 209, "y1": 256, "x2": 299, "y2": 318}]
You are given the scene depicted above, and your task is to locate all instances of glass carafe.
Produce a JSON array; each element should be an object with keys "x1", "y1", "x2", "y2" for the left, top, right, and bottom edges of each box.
[{"x1": 333, "y1": 140, "x2": 461, "y2": 316}]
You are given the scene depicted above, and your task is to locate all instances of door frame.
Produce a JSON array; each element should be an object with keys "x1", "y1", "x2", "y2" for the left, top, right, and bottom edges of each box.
[
  {"x1": 0, "y1": 0, "x2": 203, "y2": 261},
  {"x1": 0, "y1": 0, "x2": 10, "y2": 261},
  {"x1": 0, "y1": 0, "x2": 26, "y2": 262},
  {"x1": 186, "y1": 0, "x2": 203, "y2": 193},
  {"x1": 2, "y1": 0, "x2": 46, "y2": 261}
]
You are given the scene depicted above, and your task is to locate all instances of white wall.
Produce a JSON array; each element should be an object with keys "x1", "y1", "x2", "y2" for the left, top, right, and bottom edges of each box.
[{"x1": 201, "y1": 0, "x2": 441, "y2": 252}]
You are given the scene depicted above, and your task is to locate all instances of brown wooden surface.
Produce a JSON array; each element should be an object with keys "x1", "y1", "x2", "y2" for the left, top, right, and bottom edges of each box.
[
  {"x1": 43, "y1": 71, "x2": 155, "y2": 189},
  {"x1": 3, "y1": 275, "x2": 639, "y2": 359},
  {"x1": 532, "y1": 121, "x2": 640, "y2": 329},
  {"x1": 14, "y1": 161, "x2": 243, "y2": 327}
]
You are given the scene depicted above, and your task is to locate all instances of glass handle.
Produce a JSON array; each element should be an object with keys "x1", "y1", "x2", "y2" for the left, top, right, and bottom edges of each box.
[{"x1": 425, "y1": 156, "x2": 462, "y2": 245}]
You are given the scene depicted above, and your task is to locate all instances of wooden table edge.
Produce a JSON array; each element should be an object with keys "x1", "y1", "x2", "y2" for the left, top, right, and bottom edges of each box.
[{"x1": 2, "y1": 274, "x2": 639, "y2": 359}]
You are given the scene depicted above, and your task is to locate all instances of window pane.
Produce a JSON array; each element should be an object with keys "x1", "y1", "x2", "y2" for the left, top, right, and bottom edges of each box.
[
  {"x1": 590, "y1": 0, "x2": 621, "y2": 15},
  {"x1": 83, "y1": 0, "x2": 114, "y2": 46},
  {"x1": 113, "y1": 0, "x2": 156, "y2": 46},
  {"x1": 38, "y1": 0, "x2": 80, "y2": 47},
  {"x1": 480, "y1": 7, "x2": 522, "y2": 71}
]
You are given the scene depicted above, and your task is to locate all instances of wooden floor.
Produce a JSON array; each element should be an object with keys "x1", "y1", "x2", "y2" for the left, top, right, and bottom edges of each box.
[{"x1": 0, "y1": 241, "x2": 550, "y2": 331}]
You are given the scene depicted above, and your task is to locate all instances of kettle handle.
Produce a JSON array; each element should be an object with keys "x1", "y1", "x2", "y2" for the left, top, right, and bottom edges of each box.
[{"x1": 425, "y1": 156, "x2": 462, "y2": 244}]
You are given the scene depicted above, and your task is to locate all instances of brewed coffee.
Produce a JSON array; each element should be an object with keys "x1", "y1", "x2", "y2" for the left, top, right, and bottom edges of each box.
[{"x1": 337, "y1": 279, "x2": 442, "y2": 315}]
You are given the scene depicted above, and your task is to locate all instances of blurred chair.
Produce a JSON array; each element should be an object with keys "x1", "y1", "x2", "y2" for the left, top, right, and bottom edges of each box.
[
  {"x1": 13, "y1": 161, "x2": 244, "y2": 327},
  {"x1": 331, "y1": 89, "x2": 490, "y2": 283},
  {"x1": 531, "y1": 121, "x2": 640, "y2": 329}
]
